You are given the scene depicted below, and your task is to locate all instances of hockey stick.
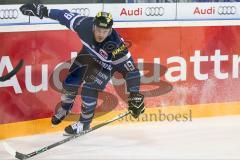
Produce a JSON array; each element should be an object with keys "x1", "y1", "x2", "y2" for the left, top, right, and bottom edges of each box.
[
  {"x1": 14, "y1": 111, "x2": 130, "y2": 160},
  {"x1": 0, "y1": 59, "x2": 24, "y2": 82}
]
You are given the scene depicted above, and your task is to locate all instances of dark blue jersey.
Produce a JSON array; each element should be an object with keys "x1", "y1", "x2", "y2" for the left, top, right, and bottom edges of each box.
[{"x1": 49, "y1": 9, "x2": 140, "y2": 93}]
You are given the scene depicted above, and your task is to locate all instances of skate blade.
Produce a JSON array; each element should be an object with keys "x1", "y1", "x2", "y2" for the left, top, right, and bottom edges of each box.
[
  {"x1": 63, "y1": 133, "x2": 70, "y2": 136},
  {"x1": 63, "y1": 131, "x2": 85, "y2": 136},
  {"x1": 63, "y1": 133, "x2": 75, "y2": 136}
]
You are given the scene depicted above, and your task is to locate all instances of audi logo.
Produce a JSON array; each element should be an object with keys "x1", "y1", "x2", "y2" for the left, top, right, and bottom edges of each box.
[
  {"x1": 145, "y1": 7, "x2": 164, "y2": 16},
  {"x1": 0, "y1": 9, "x2": 19, "y2": 19},
  {"x1": 218, "y1": 6, "x2": 237, "y2": 15},
  {"x1": 71, "y1": 8, "x2": 90, "y2": 16}
]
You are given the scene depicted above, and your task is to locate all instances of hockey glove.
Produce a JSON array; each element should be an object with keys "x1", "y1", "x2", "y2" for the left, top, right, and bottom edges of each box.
[
  {"x1": 20, "y1": 3, "x2": 48, "y2": 19},
  {"x1": 128, "y1": 92, "x2": 145, "y2": 118}
]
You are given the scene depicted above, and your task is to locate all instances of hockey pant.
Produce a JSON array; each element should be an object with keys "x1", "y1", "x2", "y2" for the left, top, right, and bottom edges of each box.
[{"x1": 61, "y1": 52, "x2": 111, "y2": 125}]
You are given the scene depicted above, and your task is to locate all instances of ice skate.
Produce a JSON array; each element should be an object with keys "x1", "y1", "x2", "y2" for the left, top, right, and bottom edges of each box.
[
  {"x1": 51, "y1": 107, "x2": 70, "y2": 125},
  {"x1": 64, "y1": 121, "x2": 90, "y2": 135}
]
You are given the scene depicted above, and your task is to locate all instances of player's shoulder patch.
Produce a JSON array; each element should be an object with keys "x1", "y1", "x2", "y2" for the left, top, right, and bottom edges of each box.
[{"x1": 112, "y1": 42, "x2": 128, "y2": 58}]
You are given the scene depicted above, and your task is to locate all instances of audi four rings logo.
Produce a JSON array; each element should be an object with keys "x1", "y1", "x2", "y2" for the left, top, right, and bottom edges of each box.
[
  {"x1": 218, "y1": 6, "x2": 237, "y2": 15},
  {"x1": 71, "y1": 8, "x2": 90, "y2": 16},
  {"x1": 145, "y1": 7, "x2": 164, "y2": 16},
  {"x1": 0, "y1": 9, "x2": 19, "y2": 19}
]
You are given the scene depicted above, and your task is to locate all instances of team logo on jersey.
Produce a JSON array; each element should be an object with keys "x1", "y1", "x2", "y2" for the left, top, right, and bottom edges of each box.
[
  {"x1": 103, "y1": 41, "x2": 117, "y2": 53},
  {"x1": 99, "y1": 49, "x2": 108, "y2": 59}
]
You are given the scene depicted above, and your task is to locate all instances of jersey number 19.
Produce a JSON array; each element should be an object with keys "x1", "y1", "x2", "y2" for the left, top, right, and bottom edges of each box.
[{"x1": 124, "y1": 61, "x2": 135, "y2": 71}]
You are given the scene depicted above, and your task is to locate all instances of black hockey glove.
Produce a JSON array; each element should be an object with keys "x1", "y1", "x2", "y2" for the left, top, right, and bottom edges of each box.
[
  {"x1": 20, "y1": 3, "x2": 48, "y2": 19},
  {"x1": 128, "y1": 92, "x2": 145, "y2": 118}
]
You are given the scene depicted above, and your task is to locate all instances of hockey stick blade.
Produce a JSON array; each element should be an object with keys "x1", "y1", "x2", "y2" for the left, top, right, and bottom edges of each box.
[
  {"x1": 14, "y1": 111, "x2": 130, "y2": 160},
  {"x1": 15, "y1": 152, "x2": 29, "y2": 160},
  {"x1": 0, "y1": 59, "x2": 24, "y2": 82},
  {"x1": 2, "y1": 141, "x2": 29, "y2": 160}
]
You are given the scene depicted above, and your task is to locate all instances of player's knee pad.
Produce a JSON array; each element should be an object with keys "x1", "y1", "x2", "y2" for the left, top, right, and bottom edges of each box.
[{"x1": 61, "y1": 89, "x2": 78, "y2": 110}]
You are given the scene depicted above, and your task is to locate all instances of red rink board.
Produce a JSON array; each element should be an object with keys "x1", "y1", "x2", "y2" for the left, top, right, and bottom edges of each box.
[{"x1": 1, "y1": 26, "x2": 240, "y2": 124}]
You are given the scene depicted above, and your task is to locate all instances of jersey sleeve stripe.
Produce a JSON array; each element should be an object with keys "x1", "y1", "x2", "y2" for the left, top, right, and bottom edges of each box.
[
  {"x1": 70, "y1": 15, "x2": 82, "y2": 31},
  {"x1": 112, "y1": 52, "x2": 131, "y2": 65}
]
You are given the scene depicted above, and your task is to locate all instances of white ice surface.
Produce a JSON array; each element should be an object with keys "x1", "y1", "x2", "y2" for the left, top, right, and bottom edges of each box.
[{"x1": 1, "y1": 116, "x2": 240, "y2": 160}]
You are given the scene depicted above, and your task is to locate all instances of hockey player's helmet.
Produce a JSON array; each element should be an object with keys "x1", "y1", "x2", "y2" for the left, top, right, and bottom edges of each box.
[{"x1": 94, "y1": 11, "x2": 113, "y2": 29}]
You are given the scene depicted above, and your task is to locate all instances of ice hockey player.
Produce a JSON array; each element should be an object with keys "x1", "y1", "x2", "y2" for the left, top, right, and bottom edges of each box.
[{"x1": 20, "y1": 3, "x2": 145, "y2": 135}]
